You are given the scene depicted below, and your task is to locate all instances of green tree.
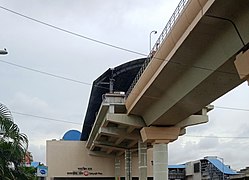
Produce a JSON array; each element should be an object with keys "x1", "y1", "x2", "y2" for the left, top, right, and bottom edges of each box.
[{"x1": 0, "y1": 103, "x2": 36, "y2": 179}]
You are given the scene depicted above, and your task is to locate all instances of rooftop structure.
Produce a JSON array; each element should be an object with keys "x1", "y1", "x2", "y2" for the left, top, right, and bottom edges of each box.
[
  {"x1": 77, "y1": 0, "x2": 249, "y2": 179},
  {"x1": 80, "y1": 58, "x2": 146, "y2": 141},
  {"x1": 62, "y1": 130, "x2": 81, "y2": 141}
]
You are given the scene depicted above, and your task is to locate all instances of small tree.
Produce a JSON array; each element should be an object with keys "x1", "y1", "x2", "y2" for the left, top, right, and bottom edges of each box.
[{"x1": 0, "y1": 103, "x2": 36, "y2": 179}]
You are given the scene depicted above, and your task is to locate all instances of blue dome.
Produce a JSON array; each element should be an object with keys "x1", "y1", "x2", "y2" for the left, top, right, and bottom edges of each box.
[{"x1": 62, "y1": 130, "x2": 81, "y2": 141}]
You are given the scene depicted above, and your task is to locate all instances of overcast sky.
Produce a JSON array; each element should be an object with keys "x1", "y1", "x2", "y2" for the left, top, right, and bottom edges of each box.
[{"x1": 0, "y1": 0, "x2": 248, "y2": 171}]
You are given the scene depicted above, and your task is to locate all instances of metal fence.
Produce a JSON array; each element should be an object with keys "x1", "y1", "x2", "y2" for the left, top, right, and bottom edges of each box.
[{"x1": 126, "y1": 0, "x2": 190, "y2": 97}]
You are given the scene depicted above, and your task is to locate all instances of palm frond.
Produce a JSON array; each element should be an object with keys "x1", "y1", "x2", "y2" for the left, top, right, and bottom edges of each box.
[{"x1": 0, "y1": 103, "x2": 13, "y2": 121}]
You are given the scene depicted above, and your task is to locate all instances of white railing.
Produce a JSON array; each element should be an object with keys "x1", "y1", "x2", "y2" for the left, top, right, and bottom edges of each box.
[{"x1": 126, "y1": 0, "x2": 190, "y2": 97}]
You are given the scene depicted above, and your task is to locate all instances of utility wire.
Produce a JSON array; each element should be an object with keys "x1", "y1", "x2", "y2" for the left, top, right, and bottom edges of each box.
[
  {"x1": 1, "y1": 58, "x2": 249, "y2": 114},
  {"x1": 0, "y1": 59, "x2": 91, "y2": 85},
  {"x1": 0, "y1": 5, "x2": 246, "y2": 78},
  {"x1": 0, "y1": 55, "x2": 245, "y2": 92},
  {"x1": 215, "y1": 106, "x2": 249, "y2": 112},
  {"x1": 185, "y1": 134, "x2": 249, "y2": 139},
  {"x1": 1, "y1": 4, "x2": 247, "y2": 75},
  {"x1": 10, "y1": 111, "x2": 249, "y2": 139},
  {"x1": 2, "y1": 5, "x2": 248, "y2": 142},
  {"x1": 0, "y1": 5, "x2": 146, "y2": 57},
  {"x1": 1, "y1": 5, "x2": 249, "y2": 114},
  {"x1": 12, "y1": 111, "x2": 81, "y2": 125},
  {"x1": 0, "y1": 59, "x2": 110, "y2": 90}
]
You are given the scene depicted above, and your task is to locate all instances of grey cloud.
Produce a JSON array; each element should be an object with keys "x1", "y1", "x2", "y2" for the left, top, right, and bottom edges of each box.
[{"x1": 1, "y1": 0, "x2": 249, "y2": 170}]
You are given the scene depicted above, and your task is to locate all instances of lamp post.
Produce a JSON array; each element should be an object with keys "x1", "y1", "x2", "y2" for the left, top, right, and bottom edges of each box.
[
  {"x1": 0, "y1": 48, "x2": 8, "y2": 55},
  {"x1": 149, "y1": 30, "x2": 157, "y2": 55}
]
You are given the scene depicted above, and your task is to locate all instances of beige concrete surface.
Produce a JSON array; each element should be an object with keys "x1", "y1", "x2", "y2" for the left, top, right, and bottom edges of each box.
[{"x1": 46, "y1": 140, "x2": 154, "y2": 179}]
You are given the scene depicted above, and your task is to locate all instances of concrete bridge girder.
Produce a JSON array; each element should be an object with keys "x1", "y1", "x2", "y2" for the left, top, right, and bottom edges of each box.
[
  {"x1": 87, "y1": 94, "x2": 147, "y2": 156},
  {"x1": 126, "y1": 0, "x2": 249, "y2": 127},
  {"x1": 84, "y1": 2, "x2": 249, "y2": 180}
]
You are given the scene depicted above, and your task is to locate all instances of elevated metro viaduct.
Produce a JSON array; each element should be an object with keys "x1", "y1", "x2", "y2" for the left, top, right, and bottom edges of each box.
[{"x1": 81, "y1": 0, "x2": 249, "y2": 180}]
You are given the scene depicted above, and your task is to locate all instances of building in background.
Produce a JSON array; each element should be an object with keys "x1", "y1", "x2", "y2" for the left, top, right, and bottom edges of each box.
[
  {"x1": 47, "y1": 135, "x2": 244, "y2": 180},
  {"x1": 46, "y1": 57, "x2": 246, "y2": 180},
  {"x1": 231, "y1": 167, "x2": 249, "y2": 180},
  {"x1": 185, "y1": 156, "x2": 238, "y2": 180},
  {"x1": 168, "y1": 165, "x2": 185, "y2": 180}
]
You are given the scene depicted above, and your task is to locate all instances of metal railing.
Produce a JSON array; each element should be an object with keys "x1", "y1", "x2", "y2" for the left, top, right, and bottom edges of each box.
[{"x1": 126, "y1": 0, "x2": 190, "y2": 97}]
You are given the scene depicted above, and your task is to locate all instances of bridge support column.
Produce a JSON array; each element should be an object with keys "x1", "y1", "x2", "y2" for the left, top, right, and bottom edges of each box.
[
  {"x1": 235, "y1": 50, "x2": 249, "y2": 85},
  {"x1": 125, "y1": 149, "x2": 132, "y2": 180},
  {"x1": 115, "y1": 157, "x2": 121, "y2": 180},
  {"x1": 140, "y1": 127, "x2": 181, "y2": 180},
  {"x1": 153, "y1": 142, "x2": 169, "y2": 180},
  {"x1": 138, "y1": 140, "x2": 147, "y2": 180}
]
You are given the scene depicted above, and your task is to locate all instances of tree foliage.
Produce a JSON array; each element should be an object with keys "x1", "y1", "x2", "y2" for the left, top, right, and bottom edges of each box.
[{"x1": 0, "y1": 103, "x2": 36, "y2": 179}]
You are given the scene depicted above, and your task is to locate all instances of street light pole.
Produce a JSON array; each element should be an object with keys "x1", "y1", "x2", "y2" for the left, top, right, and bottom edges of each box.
[{"x1": 149, "y1": 30, "x2": 157, "y2": 54}]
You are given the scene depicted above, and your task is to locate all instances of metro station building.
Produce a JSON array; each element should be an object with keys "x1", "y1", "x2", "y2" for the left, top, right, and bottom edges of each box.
[
  {"x1": 47, "y1": 140, "x2": 239, "y2": 180},
  {"x1": 47, "y1": 58, "x2": 154, "y2": 179},
  {"x1": 47, "y1": 0, "x2": 249, "y2": 178},
  {"x1": 46, "y1": 58, "x2": 212, "y2": 179}
]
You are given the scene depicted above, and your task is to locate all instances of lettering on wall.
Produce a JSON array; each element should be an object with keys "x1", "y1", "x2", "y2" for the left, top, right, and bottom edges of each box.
[{"x1": 67, "y1": 166, "x2": 103, "y2": 176}]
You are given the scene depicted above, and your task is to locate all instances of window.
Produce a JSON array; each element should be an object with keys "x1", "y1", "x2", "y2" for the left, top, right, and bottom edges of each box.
[{"x1": 194, "y1": 162, "x2": 200, "y2": 173}]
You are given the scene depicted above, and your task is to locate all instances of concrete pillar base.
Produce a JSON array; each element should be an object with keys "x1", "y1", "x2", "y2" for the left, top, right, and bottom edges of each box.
[
  {"x1": 115, "y1": 157, "x2": 121, "y2": 180},
  {"x1": 125, "y1": 150, "x2": 132, "y2": 180},
  {"x1": 138, "y1": 141, "x2": 147, "y2": 180},
  {"x1": 140, "y1": 127, "x2": 181, "y2": 180},
  {"x1": 153, "y1": 143, "x2": 168, "y2": 180}
]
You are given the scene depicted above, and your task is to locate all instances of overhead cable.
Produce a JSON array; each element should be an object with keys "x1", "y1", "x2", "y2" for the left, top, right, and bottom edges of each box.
[
  {"x1": 0, "y1": 59, "x2": 109, "y2": 90},
  {"x1": 185, "y1": 134, "x2": 249, "y2": 139},
  {"x1": 1, "y1": 59, "x2": 249, "y2": 114},
  {"x1": 11, "y1": 111, "x2": 249, "y2": 139},
  {"x1": 12, "y1": 111, "x2": 81, "y2": 125},
  {"x1": 0, "y1": 5, "x2": 146, "y2": 57},
  {"x1": 0, "y1": 5, "x2": 246, "y2": 78}
]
